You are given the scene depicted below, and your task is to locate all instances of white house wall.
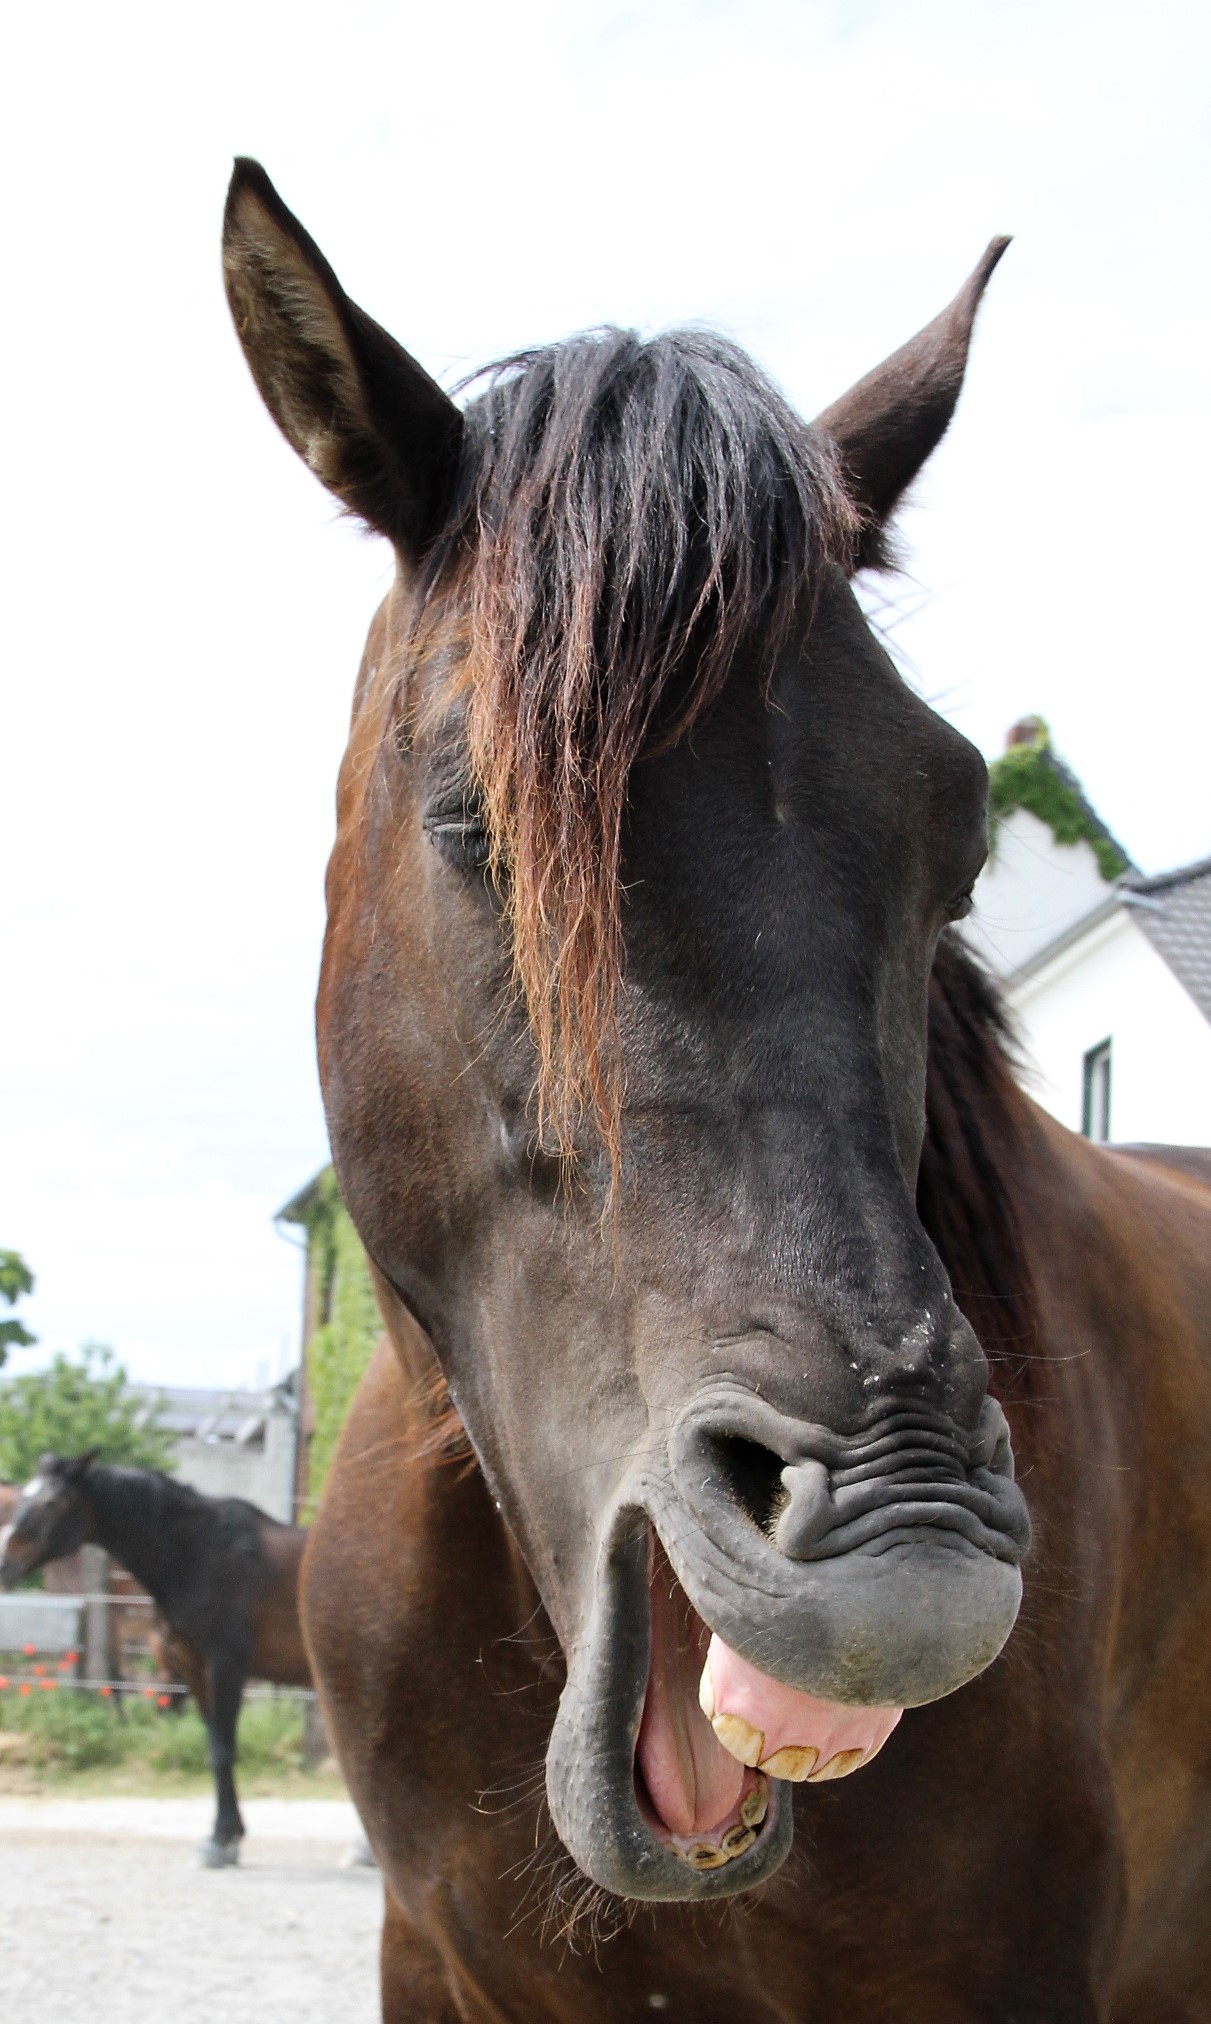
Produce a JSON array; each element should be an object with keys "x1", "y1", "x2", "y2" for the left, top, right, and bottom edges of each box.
[
  {"x1": 171, "y1": 1414, "x2": 297, "y2": 1522},
  {"x1": 1009, "y1": 908, "x2": 1211, "y2": 1145},
  {"x1": 962, "y1": 807, "x2": 1113, "y2": 978}
]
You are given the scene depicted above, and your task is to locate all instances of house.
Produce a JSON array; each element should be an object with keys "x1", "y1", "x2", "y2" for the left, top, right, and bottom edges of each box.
[
  {"x1": 276, "y1": 1170, "x2": 380, "y2": 1517},
  {"x1": 129, "y1": 1377, "x2": 300, "y2": 1523},
  {"x1": 962, "y1": 718, "x2": 1211, "y2": 1146}
]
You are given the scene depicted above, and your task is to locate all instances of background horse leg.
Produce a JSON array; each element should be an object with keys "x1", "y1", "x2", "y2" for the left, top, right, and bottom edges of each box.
[{"x1": 197, "y1": 1651, "x2": 247, "y2": 1867}]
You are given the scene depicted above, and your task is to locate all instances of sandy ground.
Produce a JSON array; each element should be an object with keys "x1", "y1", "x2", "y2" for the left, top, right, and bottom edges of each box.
[{"x1": 0, "y1": 1797, "x2": 383, "y2": 2020}]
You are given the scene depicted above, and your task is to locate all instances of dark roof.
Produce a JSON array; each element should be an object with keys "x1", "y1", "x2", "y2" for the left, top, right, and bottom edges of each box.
[{"x1": 1123, "y1": 855, "x2": 1211, "y2": 1024}]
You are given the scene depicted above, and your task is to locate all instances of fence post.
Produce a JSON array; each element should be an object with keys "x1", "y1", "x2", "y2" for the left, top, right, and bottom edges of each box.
[
  {"x1": 301, "y1": 1694, "x2": 331, "y2": 1770},
  {"x1": 80, "y1": 1544, "x2": 113, "y2": 1682}
]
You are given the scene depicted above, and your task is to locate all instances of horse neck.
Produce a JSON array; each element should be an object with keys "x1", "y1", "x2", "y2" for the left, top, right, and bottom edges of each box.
[{"x1": 82, "y1": 1468, "x2": 185, "y2": 1603}]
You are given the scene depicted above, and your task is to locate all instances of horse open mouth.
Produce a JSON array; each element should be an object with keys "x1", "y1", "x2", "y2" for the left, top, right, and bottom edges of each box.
[
  {"x1": 545, "y1": 1401, "x2": 1027, "y2": 1902},
  {"x1": 634, "y1": 1536, "x2": 901, "y2": 1873}
]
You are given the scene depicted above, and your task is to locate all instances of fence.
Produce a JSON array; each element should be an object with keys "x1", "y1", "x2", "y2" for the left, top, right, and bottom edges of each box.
[{"x1": 0, "y1": 1591, "x2": 316, "y2": 1703}]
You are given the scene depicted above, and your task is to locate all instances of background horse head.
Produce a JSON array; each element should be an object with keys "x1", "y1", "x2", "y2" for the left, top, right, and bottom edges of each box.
[
  {"x1": 224, "y1": 162, "x2": 1030, "y2": 1901},
  {"x1": 0, "y1": 1451, "x2": 99, "y2": 1581}
]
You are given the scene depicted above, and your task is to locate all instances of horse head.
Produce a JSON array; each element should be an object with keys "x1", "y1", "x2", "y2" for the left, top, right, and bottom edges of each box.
[
  {"x1": 224, "y1": 162, "x2": 1029, "y2": 1900},
  {"x1": 0, "y1": 1451, "x2": 98, "y2": 1587}
]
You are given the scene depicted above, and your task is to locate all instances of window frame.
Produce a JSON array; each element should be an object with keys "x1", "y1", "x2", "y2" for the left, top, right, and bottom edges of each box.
[{"x1": 1082, "y1": 1037, "x2": 1113, "y2": 1143}]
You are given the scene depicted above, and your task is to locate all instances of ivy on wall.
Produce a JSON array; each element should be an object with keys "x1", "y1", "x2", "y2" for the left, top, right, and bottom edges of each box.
[
  {"x1": 289, "y1": 1169, "x2": 381, "y2": 1513},
  {"x1": 987, "y1": 715, "x2": 1128, "y2": 883}
]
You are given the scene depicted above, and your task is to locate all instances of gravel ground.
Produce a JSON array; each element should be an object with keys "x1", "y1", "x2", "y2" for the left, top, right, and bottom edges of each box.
[{"x1": 0, "y1": 1799, "x2": 383, "y2": 2020}]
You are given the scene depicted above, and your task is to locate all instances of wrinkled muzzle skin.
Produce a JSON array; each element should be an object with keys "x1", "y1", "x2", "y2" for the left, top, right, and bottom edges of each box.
[{"x1": 319, "y1": 567, "x2": 1031, "y2": 1901}]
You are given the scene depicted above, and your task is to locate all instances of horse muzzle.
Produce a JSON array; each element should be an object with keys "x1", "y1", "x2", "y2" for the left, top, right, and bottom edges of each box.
[
  {"x1": 544, "y1": 1389, "x2": 1029, "y2": 1901},
  {"x1": 663, "y1": 1386, "x2": 1029, "y2": 1707}
]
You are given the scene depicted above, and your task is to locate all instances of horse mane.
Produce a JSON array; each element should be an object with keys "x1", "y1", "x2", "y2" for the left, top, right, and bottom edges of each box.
[
  {"x1": 916, "y1": 932, "x2": 1037, "y2": 1382},
  {"x1": 413, "y1": 328, "x2": 858, "y2": 1189},
  {"x1": 81, "y1": 1460, "x2": 283, "y2": 1537}
]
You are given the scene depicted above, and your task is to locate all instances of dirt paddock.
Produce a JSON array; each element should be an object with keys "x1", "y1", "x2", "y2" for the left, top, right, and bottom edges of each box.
[{"x1": 0, "y1": 1799, "x2": 382, "y2": 2020}]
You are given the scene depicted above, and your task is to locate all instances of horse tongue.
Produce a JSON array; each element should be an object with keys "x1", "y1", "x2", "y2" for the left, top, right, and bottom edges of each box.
[
  {"x1": 700, "y1": 1633, "x2": 903, "y2": 1781},
  {"x1": 637, "y1": 1563, "x2": 745, "y2": 1838}
]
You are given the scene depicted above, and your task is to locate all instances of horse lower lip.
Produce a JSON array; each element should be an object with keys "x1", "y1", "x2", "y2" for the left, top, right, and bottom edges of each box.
[{"x1": 544, "y1": 1511, "x2": 798, "y2": 1898}]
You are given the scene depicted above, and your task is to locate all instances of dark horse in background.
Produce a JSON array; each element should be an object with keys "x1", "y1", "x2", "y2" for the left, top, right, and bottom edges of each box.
[
  {"x1": 0, "y1": 1453, "x2": 311, "y2": 1863},
  {"x1": 223, "y1": 160, "x2": 1211, "y2": 2019}
]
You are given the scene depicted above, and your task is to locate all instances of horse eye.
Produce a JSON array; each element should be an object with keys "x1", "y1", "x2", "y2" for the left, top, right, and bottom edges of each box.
[
  {"x1": 424, "y1": 814, "x2": 491, "y2": 871},
  {"x1": 948, "y1": 884, "x2": 976, "y2": 921}
]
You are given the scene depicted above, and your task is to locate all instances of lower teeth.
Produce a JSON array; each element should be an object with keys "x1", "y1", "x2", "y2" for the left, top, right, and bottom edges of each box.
[
  {"x1": 740, "y1": 1782, "x2": 768, "y2": 1829},
  {"x1": 673, "y1": 1777, "x2": 768, "y2": 1865}
]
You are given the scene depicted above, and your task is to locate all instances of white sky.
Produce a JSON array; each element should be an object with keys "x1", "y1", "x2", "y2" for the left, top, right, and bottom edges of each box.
[{"x1": 3, "y1": 0, "x2": 1208, "y2": 1388}]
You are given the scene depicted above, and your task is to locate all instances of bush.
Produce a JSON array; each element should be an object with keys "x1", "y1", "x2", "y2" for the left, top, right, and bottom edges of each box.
[
  {"x1": 0, "y1": 1681, "x2": 307, "y2": 1777},
  {"x1": 0, "y1": 1684, "x2": 144, "y2": 1770}
]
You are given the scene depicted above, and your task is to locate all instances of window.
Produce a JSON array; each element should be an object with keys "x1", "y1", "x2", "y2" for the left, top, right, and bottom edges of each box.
[{"x1": 1082, "y1": 1039, "x2": 1112, "y2": 1143}]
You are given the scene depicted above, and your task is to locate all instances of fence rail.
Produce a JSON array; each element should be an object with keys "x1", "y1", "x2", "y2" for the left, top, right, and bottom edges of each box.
[
  {"x1": 0, "y1": 1593, "x2": 84, "y2": 1654},
  {"x1": 0, "y1": 1671, "x2": 316, "y2": 1701}
]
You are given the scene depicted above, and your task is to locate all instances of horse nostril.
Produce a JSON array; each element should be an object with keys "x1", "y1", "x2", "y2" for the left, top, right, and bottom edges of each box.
[
  {"x1": 700, "y1": 1439, "x2": 835, "y2": 1560},
  {"x1": 708, "y1": 1436, "x2": 791, "y2": 1540},
  {"x1": 774, "y1": 1460, "x2": 833, "y2": 1558}
]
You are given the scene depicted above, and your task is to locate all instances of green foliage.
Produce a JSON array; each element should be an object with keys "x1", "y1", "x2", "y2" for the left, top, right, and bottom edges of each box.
[
  {"x1": 0, "y1": 1250, "x2": 34, "y2": 1306},
  {"x1": 0, "y1": 1248, "x2": 36, "y2": 1366},
  {"x1": 0, "y1": 1684, "x2": 307, "y2": 1777},
  {"x1": 0, "y1": 1685, "x2": 134, "y2": 1771},
  {"x1": 0, "y1": 1342, "x2": 173, "y2": 1483},
  {"x1": 297, "y1": 1170, "x2": 381, "y2": 1512},
  {"x1": 987, "y1": 718, "x2": 1127, "y2": 883}
]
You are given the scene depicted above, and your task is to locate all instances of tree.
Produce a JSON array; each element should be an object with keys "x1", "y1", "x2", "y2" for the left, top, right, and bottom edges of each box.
[
  {"x1": 0, "y1": 1342, "x2": 173, "y2": 1483},
  {"x1": 0, "y1": 1248, "x2": 36, "y2": 1366}
]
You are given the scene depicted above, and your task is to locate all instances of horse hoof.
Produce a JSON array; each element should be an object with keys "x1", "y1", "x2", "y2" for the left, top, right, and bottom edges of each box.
[{"x1": 197, "y1": 1837, "x2": 241, "y2": 1868}]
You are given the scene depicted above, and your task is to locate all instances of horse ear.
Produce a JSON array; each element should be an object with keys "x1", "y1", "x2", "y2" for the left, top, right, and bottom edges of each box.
[
  {"x1": 67, "y1": 1449, "x2": 100, "y2": 1479},
  {"x1": 813, "y1": 238, "x2": 1010, "y2": 570},
  {"x1": 222, "y1": 158, "x2": 464, "y2": 556}
]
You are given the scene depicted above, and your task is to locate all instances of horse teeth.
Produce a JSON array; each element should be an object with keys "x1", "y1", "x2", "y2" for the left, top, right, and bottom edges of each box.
[
  {"x1": 720, "y1": 1825, "x2": 756, "y2": 1858},
  {"x1": 758, "y1": 1744, "x2": 819, "y2": 1781},
  {"x1": 808, "y1": 1747, "x2": 866, "y2": 1782},
  {"x1": 684, "y1": 1842, "x2": 729, "y2": 1870},
  {"x1": 711, "y1": 1713, "x2": 765, "y2": 1767},
  {"x1": 697, "y1": 1665, "x2": 715, "y2": 1722},
  {"x1": 740, "y1": 1781, "x2": 768, "y2": 1828}
]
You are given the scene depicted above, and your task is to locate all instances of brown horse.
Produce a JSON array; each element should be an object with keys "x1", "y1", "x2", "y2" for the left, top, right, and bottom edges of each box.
[
  {"x1": 0, "y1": 1454, "x2": 311, "y2": 1863},
  {"x1": 223, "y1": 160, "x2": 1211, "y2": 2019}
]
